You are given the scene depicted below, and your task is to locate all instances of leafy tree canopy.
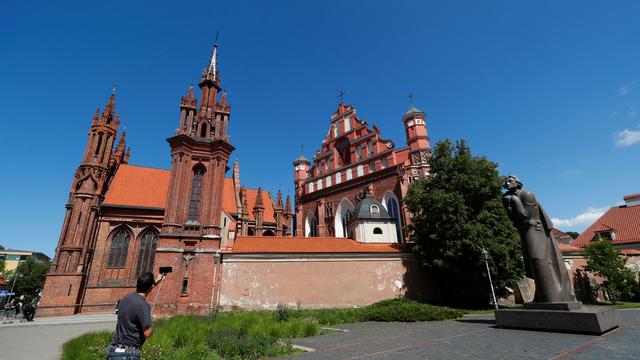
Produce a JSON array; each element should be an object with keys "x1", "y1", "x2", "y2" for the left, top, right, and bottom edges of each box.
[
  {"x1": 9, "y1": 256, "x2": 51, "y2": 299},
  {"x1": 0, "y1": 244, "x2": 5, "y2": 275},
  {"x1": 582, "y1": 240, "x2": 637, "y2": 303},
  {"x1": 405, "y1": 139, "x2": 523, "y2": 307},
  {"x1": 566, "y1": 231, "x2": 580, "y2": 239}
]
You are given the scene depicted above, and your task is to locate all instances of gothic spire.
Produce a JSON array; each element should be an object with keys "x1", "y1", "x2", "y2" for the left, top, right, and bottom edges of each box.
[
  {"x1": 254, "y1": 187, "x2": 264, "y2": 209},
  {"x1": 285, "y1": 195, "x2": 292, "y2": 214},
  {"x1": 101, "y1": 88, "x2": 117, "y2": 124},
  {"x1": 276, "y1": 190, "x2": 283, "y2": 210},
  {"x1": 206, "y1": 32, "x2": 219, "y2": 81}
]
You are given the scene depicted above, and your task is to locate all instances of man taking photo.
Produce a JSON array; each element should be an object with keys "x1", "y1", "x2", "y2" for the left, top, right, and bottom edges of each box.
[{"x1": 106, "y1": 272, "x2": 164, "y2": 359}]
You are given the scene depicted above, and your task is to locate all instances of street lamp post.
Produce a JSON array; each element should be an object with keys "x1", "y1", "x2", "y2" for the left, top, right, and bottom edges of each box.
[{"x1": 482, "y1": 248, "x2": 499, "y2": 311}]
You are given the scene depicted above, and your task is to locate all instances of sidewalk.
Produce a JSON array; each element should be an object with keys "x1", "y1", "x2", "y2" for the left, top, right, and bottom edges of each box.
[
  {"x1": 0, "y1": 313, "x2": 116, "y2": 360},
  {"x1": 0, "y1": 312, "x2": 116, "y2": 328}
]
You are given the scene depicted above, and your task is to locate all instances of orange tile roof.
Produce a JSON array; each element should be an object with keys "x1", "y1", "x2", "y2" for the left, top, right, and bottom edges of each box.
[
  {"x1": 222, "y1": 178, "x2": 238, "y2": 215},
  {"x1": 558, "y1": 243, "x2": 580, "y2": 253},
  {"x1": 103, "y1": 165, "x2": 171, "y2": 208},
  {"x1": 621, "y1": 249, "x2": 640, "y2": 256},
  {"x1": 232, "y1": 236, "x2": 409, "y2": 254},
  {"x1": 573, "y1": 205, "x2": 640, "y2": 247},
  {"x1": 246, "y1": 189, "x2": 276, "y2": 222},
  {"x1": 103, "y1": 165, "x2": 275, "y2": 223}
]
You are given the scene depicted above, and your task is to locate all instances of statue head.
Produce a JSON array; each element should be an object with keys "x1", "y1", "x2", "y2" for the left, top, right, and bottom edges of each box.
[{"x1": 503, "y1": 175, "x2": 523, "y2": 191}]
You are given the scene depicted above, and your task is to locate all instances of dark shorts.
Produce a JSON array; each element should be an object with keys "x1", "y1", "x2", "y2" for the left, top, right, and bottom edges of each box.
[{"x1": 106, "y1": 345, "x2": 141, "y2": 360}]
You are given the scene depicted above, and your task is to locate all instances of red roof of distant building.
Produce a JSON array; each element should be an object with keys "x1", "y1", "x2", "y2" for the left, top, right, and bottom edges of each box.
[
  {"x1": 573, "y1": 205, "x2": 640, "y2": 247},
  {"x1": 552, "y1": 228, "x2": 571, "y2": 238},
  {"x1": 623, "y1": 193, "x2": 640, "y2": 201},
  {"x1": 232, "y1": 236, "x2": 409, "y2": 254},
  {"x1": 558, "y1": 243, "x2": 580, "y2": 253},
  {"x1": 0, "y1": 276, "x2": 7, "y2": 287},
  {"x1": 103, "y1": 165, "x2": 171, "y2": 208},
  {"x1": 621, "y1": 249, "x2": 640, "y2": 256}
]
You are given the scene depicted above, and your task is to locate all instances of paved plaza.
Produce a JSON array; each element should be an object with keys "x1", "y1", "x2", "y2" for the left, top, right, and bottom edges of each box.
[
  {"x1": 0, "y1": 310, "x2": 638, "y2": 359},
  {"x1": 287, "y1": 309, "x2": 640, "y2": 360}
]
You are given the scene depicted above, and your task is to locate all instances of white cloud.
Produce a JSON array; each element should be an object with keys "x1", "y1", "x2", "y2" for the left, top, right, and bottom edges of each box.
[
  {"x1": 620, "y1": 80, "x2": 638, "y2": 96},
  {"x1": 552, "y1": 206, "x2": 609, "y2": 229},
  {"x1": 615, "y1": 126, "x2": 640, "y2": 147},
  {"x1": 620, "y1": 86, "x2": 630, "y2": 95},
  {"x1": 630, "y1": 107, "x2": 638, "y2": 117}
]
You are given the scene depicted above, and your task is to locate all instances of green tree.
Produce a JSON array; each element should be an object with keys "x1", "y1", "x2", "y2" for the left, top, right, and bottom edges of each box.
[
  {"x1": 10, "y1": 256, "x2": 51, "y2": 299},
  {"x1": 0, "y1": 244, "x2": 5, "y2": 275},
  {"x1": 582, "y1": 240, "x2": 637, "y2": 304},
  {"x1": 405, "y1": 139, "x2": 524, "y2": 307},
  {"x1": 567, "y1": 231, "x2": 580, "y2": 239}
]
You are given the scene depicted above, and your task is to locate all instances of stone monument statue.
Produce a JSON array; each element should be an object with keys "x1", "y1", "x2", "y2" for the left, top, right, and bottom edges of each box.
[
  {"x1": 502, "y1": 175, "x2": 575, "y2": 304},
  {"x1": 495, "y1": 175, "x2": 619, "y2": 334}
]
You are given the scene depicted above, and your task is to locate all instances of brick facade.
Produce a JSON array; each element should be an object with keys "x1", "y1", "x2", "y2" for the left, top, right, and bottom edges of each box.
[{"x1": 39, "y1": 41, "x2": 428, "y2": 316}]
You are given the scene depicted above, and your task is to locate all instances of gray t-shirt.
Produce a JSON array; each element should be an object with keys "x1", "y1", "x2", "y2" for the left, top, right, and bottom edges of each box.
[{"x1": 111, "y1": 292, "x2": 152, "y2": 348}]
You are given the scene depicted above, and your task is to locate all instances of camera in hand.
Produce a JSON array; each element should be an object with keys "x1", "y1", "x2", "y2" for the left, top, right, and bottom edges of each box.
[{"x1": 159, "y1": 266, "x2": 173, "y2": 274}]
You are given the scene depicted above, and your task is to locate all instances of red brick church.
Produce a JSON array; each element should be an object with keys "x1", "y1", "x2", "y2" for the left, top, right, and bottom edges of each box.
[{"x1": 38, "y1": 42, "x2": 431, "y2": 316}]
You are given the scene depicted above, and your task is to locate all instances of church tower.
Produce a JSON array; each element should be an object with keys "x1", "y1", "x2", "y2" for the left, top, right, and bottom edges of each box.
[
  {"x1": 40, "y1": 90, "x2": 127, "y2": 316},
  {"x1": 154, "y1": 39, "x2": 235, "y2": 315},
  {"x1": 293, "y1": 153, "x2": 310, "y2": 236},
  {"x1": 403, "y1": 105, "x2": 431, "y2": 181}
]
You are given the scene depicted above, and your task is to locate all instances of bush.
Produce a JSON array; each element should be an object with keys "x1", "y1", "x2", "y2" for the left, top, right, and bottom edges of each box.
[{"x1": 274, "y1": 303, "x2": 290, "y2": 322}]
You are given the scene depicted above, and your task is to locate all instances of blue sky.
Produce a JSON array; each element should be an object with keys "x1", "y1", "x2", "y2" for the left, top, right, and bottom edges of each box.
[{"x1": 1, "y1": 1, "x2": 639, "y2": 257}]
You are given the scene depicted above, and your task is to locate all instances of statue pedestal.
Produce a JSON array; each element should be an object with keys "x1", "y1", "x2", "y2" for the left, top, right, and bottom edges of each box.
[{"x1": 495, "y1": 304, "x2": 619, "y2": 335}]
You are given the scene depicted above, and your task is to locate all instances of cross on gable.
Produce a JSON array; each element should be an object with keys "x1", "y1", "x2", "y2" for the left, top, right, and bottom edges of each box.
[{"x1": 338, "y1": 90, "x2": 346, "y2": 104}]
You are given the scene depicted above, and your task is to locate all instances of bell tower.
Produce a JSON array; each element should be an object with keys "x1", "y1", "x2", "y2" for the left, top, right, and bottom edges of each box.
[
  {"x1": 40, "y1": 89, "x2": 127, "y2": 316},
  {"x1": 403, "y1": 104, "x2": 431, "y2": 180},
  {"x1": 155, "y1": 38, "x2": 235, "y2": 315},
  {"x1": 293, "y1": 152, "x2": 310, "y2": 236}
]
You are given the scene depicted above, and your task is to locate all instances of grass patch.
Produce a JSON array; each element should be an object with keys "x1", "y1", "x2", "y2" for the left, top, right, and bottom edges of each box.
[
  {"x1": 62, "y1": 298, "x2": 462, "y2": 359},
  {"x1": 585, "y1": 301, "x2": 640, "y2": 309}
]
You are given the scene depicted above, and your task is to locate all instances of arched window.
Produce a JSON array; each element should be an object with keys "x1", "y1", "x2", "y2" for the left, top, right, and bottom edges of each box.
[
  {"x1": 367, "y1": 141, "x2": 375, "y2": 157},
  {"x1": 107, "y1": 229, "x2": 130, "y2": 268},
  {"x1": 305, "y1": 214, "x2": 318, "y2": 237},
  {"x1": 373, "y1": 227, "x2": 383, "y2": 234},
  {"x1": 385, "y1": 194, "x2": 403, "y2": 242},
  {"x1": 135, "y1": 230, "x2": 158, "y2": 278},
  {"x1": 200, "y1": 123, "x2": 208, "y2": 137},
  {"x1": 370, "y1": 204, "x2": 380, "y2": 215},
  {"x1": 262, "y1": 229, "x2": 275, "y2": 236},
  {"x1": 188, "y1": 167, "x2": 205, "y2": 222},
  {"x1": 334, "y1": 198, "x2": 355, "y2": 238}
]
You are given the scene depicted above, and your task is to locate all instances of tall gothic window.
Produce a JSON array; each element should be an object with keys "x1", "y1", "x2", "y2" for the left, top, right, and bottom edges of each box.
[
  {"x1": 306, "y1": 214, "x2": 318, "y2": 237},
  {"x1": 94, "y1": 134, "x2": 103, "y2": 157},
  {"x1": 188, "y1": 167, "x2": 205, "y2": 222},
  {"x1": 341, "y1": 210, "x2": 353, "y2": 238},
  {"x1": 135, "y1": 230, "x2": 158, "y2": 278},
  {"x1": 386, "y1": 197, "x2": 402, "y2": 241},
  {"x1": 107, "y1": 229, "x2": 130, "y2": 268}
]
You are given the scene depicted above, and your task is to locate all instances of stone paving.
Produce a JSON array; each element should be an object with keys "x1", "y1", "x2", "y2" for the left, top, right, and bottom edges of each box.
[{"x1": 285, "y1": 309, "x2": 640, "y2": 359}]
